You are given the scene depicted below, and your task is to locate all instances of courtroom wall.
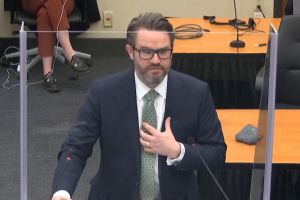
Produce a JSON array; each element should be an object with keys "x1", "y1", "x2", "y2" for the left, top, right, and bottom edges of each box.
[{"x1": 0, "y1": 0, "x2": 274, "y2": 38}]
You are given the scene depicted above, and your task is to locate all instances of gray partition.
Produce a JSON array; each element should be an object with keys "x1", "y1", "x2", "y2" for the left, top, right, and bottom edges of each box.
[
  {"x1": 16, "y1": 30, "x2": 130, "y2": 200},
  {"x1": 19, "y1": 22, "x2": 28, "y2": 200},
  {"x1": 250, "y1": 24, "x2": 278, "y2": 200}
]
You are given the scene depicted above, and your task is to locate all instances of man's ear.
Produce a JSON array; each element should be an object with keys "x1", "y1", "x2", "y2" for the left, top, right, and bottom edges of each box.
[{"x1": 125, "y1": 44, "x2": 134, "y2": 60}]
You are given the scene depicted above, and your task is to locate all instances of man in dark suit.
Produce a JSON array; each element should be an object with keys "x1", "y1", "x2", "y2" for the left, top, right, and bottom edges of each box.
[{"x1": 51, "y1": 12, "x2": 226, "y2": 200}]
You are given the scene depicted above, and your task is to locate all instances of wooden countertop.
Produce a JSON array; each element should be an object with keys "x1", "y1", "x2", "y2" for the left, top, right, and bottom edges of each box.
[
  {"x1": 217, "y1": 109, "x2": 300, "y2": 163},
  {"x1": 168, "y1": 18, "x2": 281, "y2": 54}
]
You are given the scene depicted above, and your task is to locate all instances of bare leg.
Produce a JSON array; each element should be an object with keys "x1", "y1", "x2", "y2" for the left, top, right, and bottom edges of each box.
[
  {"x1": 57, "y1": 30, "x2": 75, "y2": 62},
  {"x1": 42, "y1": 56, "x2": 53, "y2": 76},
  {"x1": 57, "y1": 30, "x2": 90, "y2": 73}
]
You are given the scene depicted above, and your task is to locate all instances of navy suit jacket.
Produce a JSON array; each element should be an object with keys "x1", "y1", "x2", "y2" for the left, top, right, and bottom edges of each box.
[{"x1": 52, "y1": 68, "x2": 226, "y2": 200}]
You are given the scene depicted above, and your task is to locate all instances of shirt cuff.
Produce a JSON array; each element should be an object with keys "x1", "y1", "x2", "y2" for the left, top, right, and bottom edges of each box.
[
  {"x1": 166, "y1": 143, "x2": 185, "y2": 166},
  {"x1": 52, "y1": 190, "x2": 71, "y2": 200}
]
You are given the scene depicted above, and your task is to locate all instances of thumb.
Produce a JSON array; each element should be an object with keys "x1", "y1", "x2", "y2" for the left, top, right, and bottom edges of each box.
[{"x1": 164, "y1": 117, "x2": 172, "y2": 133}]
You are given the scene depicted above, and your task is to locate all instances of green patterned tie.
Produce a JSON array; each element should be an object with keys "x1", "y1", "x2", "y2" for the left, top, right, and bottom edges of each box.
[{"x1": 140, "y1": 89, "x2": 159, "y2": 200}]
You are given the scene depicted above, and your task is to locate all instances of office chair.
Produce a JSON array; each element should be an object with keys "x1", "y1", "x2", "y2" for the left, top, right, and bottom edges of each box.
[
  {"x1": 276, "y1": 14, "x2": 300, "y2": 107},
  {"x1": 255, "y1": 15, "x2": 300, "y2": 108},
  {"x1": 2, "y1": 0, "x2": 92, "y2": 73}
]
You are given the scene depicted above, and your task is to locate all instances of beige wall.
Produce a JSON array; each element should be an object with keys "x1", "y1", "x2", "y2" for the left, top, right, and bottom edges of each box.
[{"x1": 0, "y1": 0, "x2": 274, "y2": 38}]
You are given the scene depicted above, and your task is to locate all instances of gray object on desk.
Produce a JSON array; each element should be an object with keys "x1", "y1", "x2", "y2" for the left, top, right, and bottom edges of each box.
[{"x1": 235, "y1": 124, "x2": 261, "y2": 145}]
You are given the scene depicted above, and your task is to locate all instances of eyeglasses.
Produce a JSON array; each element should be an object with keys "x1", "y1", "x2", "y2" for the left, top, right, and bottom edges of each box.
[{"x1": 133, "y1": 47, "x2": 173, "y2": 60}]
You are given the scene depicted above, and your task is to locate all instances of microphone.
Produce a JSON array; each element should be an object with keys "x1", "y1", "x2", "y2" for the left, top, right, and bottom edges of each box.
[
  {"x1": 187, "y1": 137, "x2": 229, "y2": 200},
  {"x1": 230, "y1": 0, "x2": 245, "y2": 48}
]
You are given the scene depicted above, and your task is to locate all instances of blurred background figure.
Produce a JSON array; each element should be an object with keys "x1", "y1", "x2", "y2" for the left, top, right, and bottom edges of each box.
[{"x1": 21, "y1": 0, "x2": 91, "y2": 92}]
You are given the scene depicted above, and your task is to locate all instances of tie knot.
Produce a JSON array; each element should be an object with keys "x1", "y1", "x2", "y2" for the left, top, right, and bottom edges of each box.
[{"x1": 143, "y1": 89, "x2": 159, "y2": 102}]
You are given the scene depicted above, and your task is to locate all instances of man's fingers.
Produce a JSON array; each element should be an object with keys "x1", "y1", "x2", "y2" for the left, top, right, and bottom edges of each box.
[
  {"x1": 140, "y1": 129, "x2": 152, "y2": 141},
  {"x1": 139, "y1": 137, "x2": 148, "y2": 146},
  {"x1": 52, "y1": 196, "x2": 71, "y2": 200},
  {"x1": 142, "y1": 122, "x2": 157, "y2": 135},
  {"x1": 140, "y1": 137, "x2": 155, "y2": 153}
]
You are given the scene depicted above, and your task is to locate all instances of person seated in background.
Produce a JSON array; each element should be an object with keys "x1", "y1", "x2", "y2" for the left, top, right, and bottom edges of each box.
[
  {"x1": 285, "y1": 0, "x2": 293, "y2": 15},
  {"x1": 21, "y1": 0, "x2": 91, "y2": 93}
]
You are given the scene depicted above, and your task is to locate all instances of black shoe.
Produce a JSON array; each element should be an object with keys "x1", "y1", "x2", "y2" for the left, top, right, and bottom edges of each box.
[
  {"x1": 43, "y1": 72, "x2": 61, "y2": 93},
  {"x1": 69, "y1": 55, "x2": 90, "y2": 73}
]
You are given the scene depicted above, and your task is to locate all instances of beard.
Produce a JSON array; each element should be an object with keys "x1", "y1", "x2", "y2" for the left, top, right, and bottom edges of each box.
[{"x1": 136, "y1": 64, "x2": 170, "y2": 88}]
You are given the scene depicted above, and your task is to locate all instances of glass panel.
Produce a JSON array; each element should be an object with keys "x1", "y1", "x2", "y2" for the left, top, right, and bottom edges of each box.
[
  {"x1": 24, "y1": 30, "x2": 130, "y2": 199},
  {"x1": 2, "y1": 15, "x2": 298, "y2": 200},
  {"x1": 250, "y1": 26, "x2": 278, "y2": 200},
  {"x1": 20, "y1": 29, "x2": 230, "y2": 200}
]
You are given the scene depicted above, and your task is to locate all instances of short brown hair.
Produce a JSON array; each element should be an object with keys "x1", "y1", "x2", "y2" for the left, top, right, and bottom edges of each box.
[{"x1": 126, "y1": 12, "x2": 174, "y2": 47}]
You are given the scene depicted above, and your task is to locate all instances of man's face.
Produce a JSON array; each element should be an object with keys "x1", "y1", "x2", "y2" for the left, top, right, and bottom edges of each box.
[{"x1": 126, "y1": 29, "x2": 172, "y2": 88}]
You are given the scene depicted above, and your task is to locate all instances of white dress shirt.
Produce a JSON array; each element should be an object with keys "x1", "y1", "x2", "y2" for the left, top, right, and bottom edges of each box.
[{"x1": 135, "y1": 72, "x2": 185, "y2": 199}]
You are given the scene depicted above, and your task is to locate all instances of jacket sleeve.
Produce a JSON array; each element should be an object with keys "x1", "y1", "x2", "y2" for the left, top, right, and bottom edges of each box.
[{"x1": 52, "y1": 81, "x2": 101, "y2": 196}]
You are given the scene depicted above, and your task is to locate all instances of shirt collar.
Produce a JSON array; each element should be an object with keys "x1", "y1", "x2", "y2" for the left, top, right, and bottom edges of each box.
[{"x1": 135, "y1": 71, "x2": 168, "y2": 101}]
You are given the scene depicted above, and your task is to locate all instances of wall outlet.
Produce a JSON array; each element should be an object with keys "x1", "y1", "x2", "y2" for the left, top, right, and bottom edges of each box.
[{"x1": 103, "y1": 11, "x2": 113, "y2": 27}]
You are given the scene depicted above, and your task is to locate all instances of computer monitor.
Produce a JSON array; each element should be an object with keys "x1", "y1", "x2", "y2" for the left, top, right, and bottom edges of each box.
[{"x1": 249, "y1": 24, "x2": 278, "y2": 200}]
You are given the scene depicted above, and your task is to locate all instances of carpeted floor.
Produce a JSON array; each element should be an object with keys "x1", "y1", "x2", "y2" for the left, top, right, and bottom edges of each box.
[{"x1": 0, "y1": 38, "x2": 131, "y2": 200}]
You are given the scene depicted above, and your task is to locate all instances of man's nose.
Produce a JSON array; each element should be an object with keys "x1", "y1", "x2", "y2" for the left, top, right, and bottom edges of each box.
[{"x1": 150, "y1": 52, "x2": 160, "y2": 63}]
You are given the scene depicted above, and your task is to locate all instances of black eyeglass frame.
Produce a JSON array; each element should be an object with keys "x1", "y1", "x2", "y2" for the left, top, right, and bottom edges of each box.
[{"x1": 132, "y1": 46, "x2": 173, "y2": 60}]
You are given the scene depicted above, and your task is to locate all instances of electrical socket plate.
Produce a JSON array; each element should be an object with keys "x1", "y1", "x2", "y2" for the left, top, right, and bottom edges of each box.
[{"x1": 103, "y1": 11, "x2": 113, "y2": 27}]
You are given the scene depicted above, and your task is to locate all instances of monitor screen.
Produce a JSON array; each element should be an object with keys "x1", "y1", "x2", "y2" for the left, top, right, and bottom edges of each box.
[{"x1": 249, "y1": 24, "x2": 278, "y2": 200}]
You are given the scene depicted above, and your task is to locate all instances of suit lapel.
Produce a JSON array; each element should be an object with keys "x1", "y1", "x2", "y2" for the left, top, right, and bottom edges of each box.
[
  {"x1": 115, "y1": 69, "x2": 141, "y2": 172},
  {"x1": 163, "y1": 70, "x2": 185, "y2": 131},
  {"x1": 158, "y1": 70, "x2": 186, "y2": 187}
]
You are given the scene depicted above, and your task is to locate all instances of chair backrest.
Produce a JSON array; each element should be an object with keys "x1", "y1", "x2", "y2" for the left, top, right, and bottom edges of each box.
[
  {"x1": 276, "y1": 15, "x2": 300, "y2": 105},
  {"x1": 10, "y1": 0, "x2": 86, "y2": 28}
]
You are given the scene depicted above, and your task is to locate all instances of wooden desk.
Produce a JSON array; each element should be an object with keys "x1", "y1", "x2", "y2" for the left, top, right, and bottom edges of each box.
[
  {"x1": 169, "y1": 18, "x2": 282, "y2": 108},
  {"x1": 168, "y1": 18, "x2": 281, "y2": 54},
  {"x1": 198, "y1": 109, "x2": 300, "y2": 200},
  {"x1": 217, "y1": 109, "x2": 300, "y2": 163}
]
